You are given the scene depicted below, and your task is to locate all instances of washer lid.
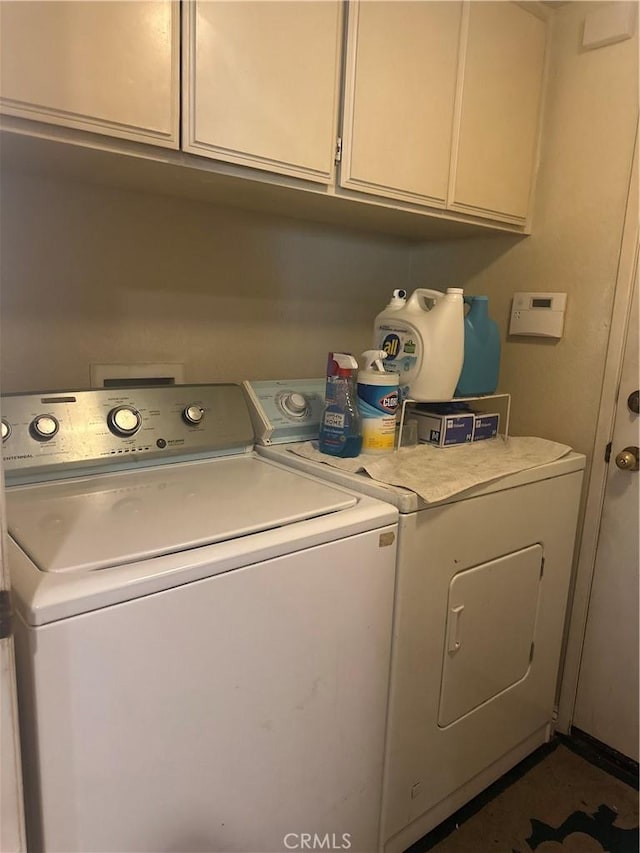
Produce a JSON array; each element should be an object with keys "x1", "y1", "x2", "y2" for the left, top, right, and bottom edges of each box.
[{"x1": 6, "y1": 455, "x2": 357, "y2": 573}]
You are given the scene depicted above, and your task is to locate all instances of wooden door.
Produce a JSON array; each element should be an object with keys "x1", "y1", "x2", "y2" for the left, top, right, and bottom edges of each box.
[
  {"x1": 572, "y1": 253, "x2": 639, "y2": 761},
  {"x1": 449, "y1": 1, "x2": 547, "y2": 224},
  {"x1": 340, "y1": 0, "x2": 462, "y2": 206},
  {"x1": 556, "y1": 129, "x2": 638, "y2": 743},
  {"x1": 0, "y1": 1, "x2": 179, "y2": 148},
  {"x1": 183, "y1": 0, "x2": 343, "y2": 183}
]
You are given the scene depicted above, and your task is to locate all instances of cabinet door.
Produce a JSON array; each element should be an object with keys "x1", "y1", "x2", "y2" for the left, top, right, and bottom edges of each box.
[
  {"x1": 183, "y1": 1, "x2": 343, "y2": 184},
  {"x1": 340, "y1": 1, "x2": 463, "y2": 207},
  {"x1": 449, "y1": 2, "x2": 547, "y2": 223},
  {"x1": 0, "y1": 1, "x2": 179, "y2": 149}
]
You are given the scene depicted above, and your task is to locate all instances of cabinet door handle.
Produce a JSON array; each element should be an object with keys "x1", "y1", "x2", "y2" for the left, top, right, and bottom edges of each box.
[{"x1": 447, "y1": 605, "x2": 464, "y2": 653}]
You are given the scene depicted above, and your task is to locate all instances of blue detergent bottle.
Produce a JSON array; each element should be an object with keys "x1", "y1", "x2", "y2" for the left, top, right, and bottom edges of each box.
[
  {"x1": 455, "y1": 296, "x2": 501, "y2": 397},
  {"x1": 318, "y1": 352, "x2": 362, "y2": 458}
]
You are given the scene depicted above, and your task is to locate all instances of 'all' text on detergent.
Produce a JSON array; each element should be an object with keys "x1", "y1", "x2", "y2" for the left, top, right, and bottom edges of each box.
[
  {"x1": 374, "y1": 288, "x2": 465, "y2": 401},
  {"x1": 357, "y1": 350, "x2": 399, "y2": 454}
]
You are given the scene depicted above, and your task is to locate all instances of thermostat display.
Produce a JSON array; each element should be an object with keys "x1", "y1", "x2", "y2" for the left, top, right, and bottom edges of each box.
[{"x1": 509, "y1": 292, "x2": 567, "y2": 338}]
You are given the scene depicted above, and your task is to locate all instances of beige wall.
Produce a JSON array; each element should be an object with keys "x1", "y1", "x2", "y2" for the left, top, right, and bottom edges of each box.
[
  {"x1": 0, "y1": 173, "x2": 411, "y2": 392},
  {"x1": 409, "y1": 1, "x2": 638, "y2": 457},
  {"x1": 0, "y1": 1, "x2": 636, "y2": 456}
]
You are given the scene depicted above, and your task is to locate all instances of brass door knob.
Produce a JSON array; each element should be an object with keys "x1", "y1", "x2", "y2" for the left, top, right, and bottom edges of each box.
[{"x1": 615, "y1": 446, "x2": 639, "y2": 471}]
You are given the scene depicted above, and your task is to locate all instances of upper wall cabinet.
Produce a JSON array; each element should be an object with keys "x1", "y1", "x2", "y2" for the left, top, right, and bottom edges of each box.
[
  {"x1": 182, "y1": 1, "x2": 343, "y2": 184},
  {"x1": 339, "y1": 0, "x2": 548, "y2": 226},
  {"x1": 340, "y1": 1, "x2": 463, "y2": 207},
  {"x1": 0, "y1": 0, "x2": 549, "y2": 235},
  {"x1": 0, "y1": 1, "x2": 180, "y2": 149},
  {"x1": 449, "y1": 2, "x2": 548, "y2": 223}
]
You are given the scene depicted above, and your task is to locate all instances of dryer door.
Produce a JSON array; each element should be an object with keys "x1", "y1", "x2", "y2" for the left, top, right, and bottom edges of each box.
[{"x1": 438, "y1": 544, "x2": 543, "y2": 727}]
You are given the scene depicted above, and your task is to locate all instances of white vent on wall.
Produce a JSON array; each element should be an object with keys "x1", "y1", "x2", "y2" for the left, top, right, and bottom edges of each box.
[{"x1": 90, "y1": 363, "x2": 186, "y2": 389}]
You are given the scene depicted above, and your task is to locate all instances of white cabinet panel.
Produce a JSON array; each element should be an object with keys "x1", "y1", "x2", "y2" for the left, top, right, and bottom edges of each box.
[
  {"x1": 340, "y1": 1, "x2": 462, "y2": 206},
  {"x1": 450, "y1": 2, "x2": 547, "y2": 222},
  {"x1": 183, "y1": 1, "x2": 343, "y2": 183},
  {"x1": 0, "y1": 1, "x2": 179, "y2": 148}
]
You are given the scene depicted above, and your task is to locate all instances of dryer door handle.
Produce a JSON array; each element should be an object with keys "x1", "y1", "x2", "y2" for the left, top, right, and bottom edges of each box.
[{"x1": 447, "y1": 605, "x2": 464, "y2": 654}]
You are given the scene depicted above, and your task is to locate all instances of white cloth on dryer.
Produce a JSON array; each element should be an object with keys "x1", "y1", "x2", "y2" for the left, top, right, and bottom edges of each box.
[{"x1": 290, "y1": 435, "x2": 573, "y2": 503}]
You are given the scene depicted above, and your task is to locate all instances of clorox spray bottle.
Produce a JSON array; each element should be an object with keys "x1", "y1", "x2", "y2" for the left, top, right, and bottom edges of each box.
[
  {"x1": 357, "y1": 350, "x2": 399, "y2": 454},
  {"x1": 374, "y1": 288, "x2": 465, "y2": 401},
  {"x1": 318, "y1": 352, "x2": 362, "y2": 458}
]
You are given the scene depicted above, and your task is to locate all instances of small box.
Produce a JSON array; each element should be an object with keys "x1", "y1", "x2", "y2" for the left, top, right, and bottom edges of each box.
[
  {"x1": 410, "y1": 410, "x2": 474, "y2": 447},
  {"x1": 473, "y1": 413, "x2": 500, "y2": 441},
  {"x1": 509, "y1": 292, "x2": 567, "y2": 338}
]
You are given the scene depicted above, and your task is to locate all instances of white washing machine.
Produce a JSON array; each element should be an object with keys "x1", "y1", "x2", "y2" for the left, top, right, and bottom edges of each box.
[
  {"x1": 2, "y1": 383, "x2": 399, "y2": 853},
  {"x1": 243, "y1": 380, "x2": 586, "y2": 853}
]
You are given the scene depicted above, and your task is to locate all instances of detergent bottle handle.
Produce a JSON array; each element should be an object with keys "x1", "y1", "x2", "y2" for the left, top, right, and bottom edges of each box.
[{"x1": 407, "y1": 288, "x2": 445, "y2": 310}]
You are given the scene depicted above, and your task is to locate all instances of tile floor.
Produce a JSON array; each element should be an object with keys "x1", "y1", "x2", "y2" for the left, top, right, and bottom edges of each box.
[{"x1": 408, "y1": 738, "x2": 639, "y2": 853}]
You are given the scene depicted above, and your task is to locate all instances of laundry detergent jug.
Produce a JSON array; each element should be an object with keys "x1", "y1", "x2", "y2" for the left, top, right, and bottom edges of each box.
[
  {"x1": 374, "y1": 288, "x2": 464, "y2": 401},
  {"x1": 455, "y1": 296, "x2": 501, "y2": 397}
]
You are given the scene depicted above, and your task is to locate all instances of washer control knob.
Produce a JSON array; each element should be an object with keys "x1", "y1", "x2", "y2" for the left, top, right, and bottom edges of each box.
[
  {"x1": 280, "y1": 392, "x2": 308, "y2": 418},
  {"x1": 183, "y1": 405, "x2": 205, "y2": 426},
  {"x1": 107, "y1": 406, "x2": 142, "y2": 437},
  {"x1": 31, "y1": 415, "x2": 59, "y2": 441},
  {"x1": 1, "y1": 419, "x2": 11, "y2": 442}
]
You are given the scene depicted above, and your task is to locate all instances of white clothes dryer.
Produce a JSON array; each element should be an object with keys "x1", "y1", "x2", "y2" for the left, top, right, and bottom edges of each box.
[
  {"x1": 243, "y1": 379, "x2": 586, "y2": 853},
  {"x1": 2, "y1": 384, "x2": 398, "y2": 853}
]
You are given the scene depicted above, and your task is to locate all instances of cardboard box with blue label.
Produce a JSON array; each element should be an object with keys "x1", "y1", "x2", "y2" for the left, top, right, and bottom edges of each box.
[
  {"x1": 410, "y1": 405, "x2": 500, "y2": 446},
  {"x1": 473, "y1": 413, "x2": 500, "y2": 441},
  {"x1": 409, "y1": 409, "x2": 474, "y2": 447}
]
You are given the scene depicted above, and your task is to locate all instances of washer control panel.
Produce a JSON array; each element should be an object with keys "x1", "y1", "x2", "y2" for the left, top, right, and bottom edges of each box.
[
  {"x1": 1, "y1": 384, "x2": 253, "y2": 480},
  {"x1": 243, "y1": 380, "x2": 325, "y2": 445}
]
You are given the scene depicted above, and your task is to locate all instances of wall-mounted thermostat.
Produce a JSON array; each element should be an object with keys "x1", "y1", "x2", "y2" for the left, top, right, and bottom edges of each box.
[{"x1": 509, "y1": 292, "x2": 567, "y2": 338}]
